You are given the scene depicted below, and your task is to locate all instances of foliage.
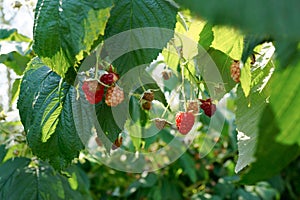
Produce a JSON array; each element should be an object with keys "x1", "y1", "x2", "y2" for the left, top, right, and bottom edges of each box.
[{"x1": 0, "y1": 0, "x2": 300, "y2": 199}]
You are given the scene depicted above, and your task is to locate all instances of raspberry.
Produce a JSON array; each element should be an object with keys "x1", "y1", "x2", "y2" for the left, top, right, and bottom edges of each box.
[
  {"x1": 105, "y1": 85, "x2": 124, "y2": 107},
  {"x1": 154, "y1": 118, "x2": 170, "y2": 130},
  {"x1": 112, "y1": 136, "x2": 123, "y2": 150},
  {"x1": 100, "y1": 72, "x2": 119, "y2": 85},
  {"x1": 199, "y1": 98, "x2": 216, "y2": 117},
  {"x1": 175, "y1": 111, "x2": 195, "y2": 135},
  {"x1": 187, "y1": 100, "x2": 199, "y2": 114},
  {"x1": 142, "y1": 90, "x2": 154, "y2": 102},
  {"x1": 82, "y1": 80, "x2": 104, "y2": 104},
  {"x1": 230, "y1": 60, "x2": 241, "y2": 83}
]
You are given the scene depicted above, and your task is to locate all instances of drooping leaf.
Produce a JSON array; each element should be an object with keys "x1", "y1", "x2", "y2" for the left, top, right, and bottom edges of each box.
[
  {"x1": 237, "y1": 48, "x2": 300, "y2": 182},
  {"x1": 0, "y1": 158, "x2": 92, "y2": 200},
  {"x1": 174, "y1": 0, "x2": 300, "y2": 41},
  {"x1": 269, "y1": 62, "x2": 300, "y2": 145},
  {"x1": 33, "y1": 0, "x2": 112, "y2": 77},
  {"x1": 0, "y1": 28, "x2": 31, "y2": 42},
  {"x1": 240, "y1": 106, "x2": 300, "y2": 184},
  {"x1": 10, "y1": 78, "x2": 21, "y2": 106},
  {"x1": 0, "y1": 51, "x2": 31, "y2": 75},
  {"x1": 103, "y1": 0, "x2": 178, "y2": 76},
  {"x1": 198, "y1": 23, "x2": 214, "y2": 51},
  {"x1": 196, "y1": 48, "x2": 236, "y2": 99},
  {"x1": 234, "y1": 87, "x2": 266, "y2": 173},
  {"x1": 234, "y1": 42, "x2": 276, "y2": 173},
  {"x1": 241, "y1": 35, "x2": 272, "y2": 64},
  {"x1": 17, "y1": 59, "x2": 83, "y2": 169}
]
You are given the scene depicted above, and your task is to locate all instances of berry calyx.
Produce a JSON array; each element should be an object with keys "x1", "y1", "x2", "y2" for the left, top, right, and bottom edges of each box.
[
  {"x1": 142, "y1": 90, "x2": 154, "y2": 102},
  {"x1": 230, "y1": 60, "x2": 241, "y2": 83},
  {"x1": 154, "y1": 118, "x2": 170, "y2": 130},
  {"x1": 175, "y1": 111, "x2": 195, "y2": 135},
  {"x1": 161, "y1": 69, "x2": 172, "y2": 80},
  {"x1": 105, "y1": 85, "x2": 124, "y2": 107},
  {"x1": 82, "y1": 80, "x2": 104, "y2": 104},
  {"x1": 187, "y1": 100, "x2": 199, "y2": 114},
  {"x1": 141, "y1": 100, "x2": 152, "y2": 110},
  {"x1": 112, "y1": 136, "x2": 123, "y2": 150},
  {"x1": 199, "y1": 98, "x2": 216, "y2": 117}
]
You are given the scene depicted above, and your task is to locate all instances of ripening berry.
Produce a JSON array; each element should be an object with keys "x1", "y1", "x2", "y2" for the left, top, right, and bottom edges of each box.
[
  {"x1": 230, "y1": 60, "x2": 241, "y2": 83},
  {"x1": 105, "y1": 86, "x2": 124, "y2": 107}
]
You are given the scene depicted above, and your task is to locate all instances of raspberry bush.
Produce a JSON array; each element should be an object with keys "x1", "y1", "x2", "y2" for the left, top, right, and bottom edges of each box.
[{"x1": 0, "y1": 0, "x2": 300, "y2": 199}]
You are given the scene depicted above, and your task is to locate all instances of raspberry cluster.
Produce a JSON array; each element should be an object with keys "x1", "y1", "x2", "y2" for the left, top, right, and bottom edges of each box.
[
  {"x1": 199, "y1": 98, "x2": 216, "y2": 117},
  {"x1": 82, "y1": 67, "x2": 124, "y2": 107}
]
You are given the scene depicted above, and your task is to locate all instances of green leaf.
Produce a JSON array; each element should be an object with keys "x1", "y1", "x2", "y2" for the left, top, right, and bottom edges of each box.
[
  {"x1": 33, "y1": 0, "x2": 112, "y2": 77},
  {"x1": 96, "y1": 102, "x2": 126, "y2": 150},
  {"x1": 174, "y1": 0, "x2": 300, "y2": 41},
  {"x1": 239, "y1": 106, "x2": 300, "y2": 184},
  {"x1": 274, "y1": 41, "x2": 300, "y2": 69},
  {"x1": 211, "y1": 26, "x2": 243, "y2": 60},
  {"x1": 17, "y1": 61, "x2": 83, "y2": 170},
  {"x1": 103, "y1": 0, "x2": 178, "y2": 76},
  {"x1": 0, "y1": 145, "x2": 7, "y2": 163},
  {"x1": 198, "y1": 23, "x2": 214, "y2": 51},
  {"x1": 241, "y1": 35, "x2": 271, "y2": 64},
  {"x1": 235, "y1": 43, "x2": 275, "y2": 173},
  {"x1": 196, "y1": 48, "x2": 236, "y2": 99},
  {"x1": 238, "y1": 59, "x2": 300, "y2": 183},
  {"x1": 0, "y1": 28, "x2": 31, "y2": 42},
  {"x1": 270, "y1": 62, "x2": 300, "y2": 145},
  {"x1": 0, "y1": 51, "x2": 31, "y2": 75},
  {"x1": 179, "y1": 153, "x2": 197, "y2": 183},
  {"x1": 240, "y1": 62, "x2": 251, "y2": 97},
  {"x1": 0, "y1": 158, "x2": 92, "y2": 200},
  {"x1": 234, "y1": 87, "x2": 266, "y2": 173},
  {"x1": 10, "y1": 78, "x2": 21, "y2": 106}
]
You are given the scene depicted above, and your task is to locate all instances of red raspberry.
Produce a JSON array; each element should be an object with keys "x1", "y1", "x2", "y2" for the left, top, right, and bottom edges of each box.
[
  {"x1": 82, "y1": 80, "x2": 104, "y2": 104},
  {"x1": 100, "y1": 72, "x2": 119, "y2": 85},
  {"x1": 199, "y1": 98, "x2": 216, "y2": 117},
  {"x1": 187, "y1": 100, "x2": 199, "y2": 114},
  {"x1": 230, "y1": 60, "x2": 241, "y2": 83},
  {"x1": 175, "y1": 112, "x2": 195, "y2": 135},
  {"x1": 105, "y1": 86, "x2": 124, "y2": 107}
]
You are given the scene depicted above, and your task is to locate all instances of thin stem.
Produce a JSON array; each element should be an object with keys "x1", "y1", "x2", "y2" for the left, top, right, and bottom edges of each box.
[
  {"x1": 95, "y1": 47, "x2": 101, "y2": 79},
  {"x1": 161, "y1": 84, "x2": 182, "y2": 118}
]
